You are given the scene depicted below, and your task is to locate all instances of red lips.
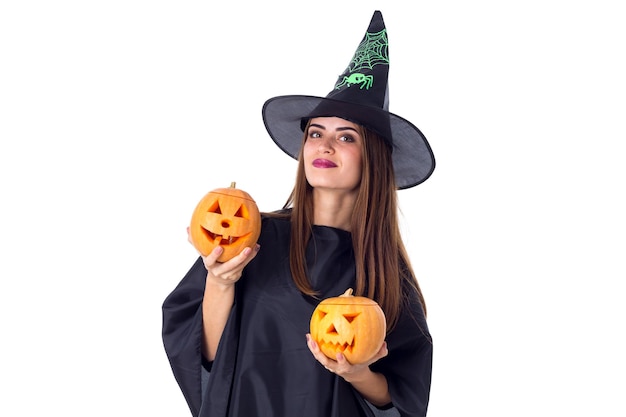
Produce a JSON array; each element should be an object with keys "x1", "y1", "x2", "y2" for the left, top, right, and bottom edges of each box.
[{"x1": 312, "y1": 158, "x2": 337, "y2": 168}]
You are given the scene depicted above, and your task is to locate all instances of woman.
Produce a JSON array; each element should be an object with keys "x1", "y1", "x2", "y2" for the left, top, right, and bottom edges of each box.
[{"x1": 163, "y1": 11, "x2": 435, "y2": 417}]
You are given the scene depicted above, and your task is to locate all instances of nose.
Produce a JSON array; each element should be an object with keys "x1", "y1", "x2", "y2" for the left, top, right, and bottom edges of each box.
[{"x1": 318, "y1": 137, "x2": 334, "y2": 153}]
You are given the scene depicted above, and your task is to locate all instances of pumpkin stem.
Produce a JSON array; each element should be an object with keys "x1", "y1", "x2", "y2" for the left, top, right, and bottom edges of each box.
[
  {"x1": 341, "y1": 288, "x2": 354, "y2": 297},
  {"x1": 230, "y1": 182, "x2": 236, "y2": 188}
]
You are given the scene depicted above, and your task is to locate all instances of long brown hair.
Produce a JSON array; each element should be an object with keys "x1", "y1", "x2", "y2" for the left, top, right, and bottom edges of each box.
[{"x1": 268, "y1": 120, "x2": 426, "y2": 331}]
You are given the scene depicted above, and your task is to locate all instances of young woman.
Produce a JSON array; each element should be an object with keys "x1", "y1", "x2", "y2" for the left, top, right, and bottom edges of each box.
[{"x1": 163, "y1": 11, "x2": 435, "y2": 417}]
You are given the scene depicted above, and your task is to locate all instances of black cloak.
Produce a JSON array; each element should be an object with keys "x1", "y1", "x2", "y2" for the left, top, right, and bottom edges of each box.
[{"x1": 162, "y1": 216, "x2": 432, "y2": 417}]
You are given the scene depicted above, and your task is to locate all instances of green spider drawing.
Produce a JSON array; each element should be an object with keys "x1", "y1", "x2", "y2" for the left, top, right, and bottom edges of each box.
[{"x1": 335, "y1": 73, "x2": 374, "y2": 90}]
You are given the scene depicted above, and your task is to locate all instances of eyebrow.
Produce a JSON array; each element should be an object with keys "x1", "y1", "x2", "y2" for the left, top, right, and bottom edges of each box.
[{"x1": 309, "y1": 123, "x2": 359, "y2": 133}]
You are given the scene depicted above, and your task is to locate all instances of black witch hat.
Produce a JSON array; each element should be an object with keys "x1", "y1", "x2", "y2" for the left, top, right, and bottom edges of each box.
[{"x1": 262, "y1": 10, "x2": 435, "y2": 189}]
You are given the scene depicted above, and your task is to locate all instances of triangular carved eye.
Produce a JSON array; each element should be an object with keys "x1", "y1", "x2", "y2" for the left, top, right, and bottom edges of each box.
[
  {"x1": 208, "y1": 201, "x2": 222, "y2": 214},
  {"x1": 343, "y1": 313, "x2": 360, "y2": 323},
  {"x1": 234, "y1": 204, "x2": 248, "y2": 218}
]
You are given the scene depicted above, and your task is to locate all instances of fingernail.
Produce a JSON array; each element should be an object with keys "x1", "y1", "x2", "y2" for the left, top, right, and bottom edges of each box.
[{"x1": 255, "y1": 244, "x2": 261, "y2": 252}]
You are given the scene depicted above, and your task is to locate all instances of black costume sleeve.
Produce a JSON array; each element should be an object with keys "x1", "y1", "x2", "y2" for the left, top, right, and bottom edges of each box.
[
  {"x1": 161, "y1": 257, "x2": 207, "y2": 417},
  {"x1": 371, "y1": 283, "x2": 433, "y2": 417}
]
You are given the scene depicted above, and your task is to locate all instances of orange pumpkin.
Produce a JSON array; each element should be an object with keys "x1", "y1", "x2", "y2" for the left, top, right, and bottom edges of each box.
[
  {"x1": 189, "y1": 182, "x2": 261, "y2": 262},
  {"x1": 310, "y1": 288, "x2": 387, "y2": 365}
]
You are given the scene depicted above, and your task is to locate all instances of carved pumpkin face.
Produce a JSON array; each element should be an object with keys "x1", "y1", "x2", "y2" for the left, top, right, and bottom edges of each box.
[
  {"x1": 189, "y1": 182, "x2": 261, "y2": 262},
  {"x1": 310, "y1": 288, "x2": 386, "y2": 365}
]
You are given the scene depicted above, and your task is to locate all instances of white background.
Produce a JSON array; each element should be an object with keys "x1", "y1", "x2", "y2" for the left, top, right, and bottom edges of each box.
[{"x1": 1, "y1": 1, "x2": 624, "y2": 416}]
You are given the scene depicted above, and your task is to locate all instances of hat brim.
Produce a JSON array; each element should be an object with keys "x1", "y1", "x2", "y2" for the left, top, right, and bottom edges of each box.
[{"x1": 262, "y1": 95, "x2": 435, "y2": 189}]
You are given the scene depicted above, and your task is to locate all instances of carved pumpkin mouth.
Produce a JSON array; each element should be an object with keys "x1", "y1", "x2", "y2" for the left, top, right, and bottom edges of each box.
[
  {"x1": 318, "y1": 337, "x2": 356, "y2": 354},
  {"x1": 202, "y1": 230, "x2": 252, "y2": 246}
]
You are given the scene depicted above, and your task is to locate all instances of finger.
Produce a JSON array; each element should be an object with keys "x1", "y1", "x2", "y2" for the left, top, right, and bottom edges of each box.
[
  {"x1": 379, "y1": 341, "x2": 389, "y2": 357},
  {"x1": 234, "y1": 244, "x2": 261, "y2": 263},
  {"x1": 306, "y1": 334, "x2": 318, "y2": 353},
  {"x1": 365, "y1": 342, "x2": 389, "y2": 365},
  {"x1": 218, "y1": 243, "x2": 260, "y2": 268},
  {"x1": 210, "y1": 245, "x2": 224, "y2": 261},
  {"x1": 236, "y1": 246, "x2": 254, "y2": 260},
  {"x1": 211, "y1": 247, "x2": 254, "y2": 278},
  {"x1": 203, "y1": 246, "x2": 224, "y2": 269},
  {"x1": 306, "y1": 335, "x2": 329, "y2": 364},
  {"x1": 335, "y1": 352, "x2": 348, "y2": 365}
]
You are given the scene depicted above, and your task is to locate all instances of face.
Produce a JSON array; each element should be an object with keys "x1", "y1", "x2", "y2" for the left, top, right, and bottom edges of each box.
[{"x1": 302, "y1": 117, "x2": 364, "y2": 193}]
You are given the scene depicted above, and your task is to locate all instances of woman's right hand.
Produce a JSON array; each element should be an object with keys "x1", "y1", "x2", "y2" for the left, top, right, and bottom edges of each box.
[{"x1": 187, "y1": 226, "x2": 260, "y2": 287}]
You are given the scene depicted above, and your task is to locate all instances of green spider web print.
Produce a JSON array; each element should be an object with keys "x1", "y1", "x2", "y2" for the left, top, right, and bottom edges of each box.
[{"x1": 334, "y1": 29, "x2": 389, "y2": 89}]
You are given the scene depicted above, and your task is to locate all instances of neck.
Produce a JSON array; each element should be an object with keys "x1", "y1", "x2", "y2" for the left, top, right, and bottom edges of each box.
[{"x1": 312, "y1": 189, "x2": 357, "y2": 231}]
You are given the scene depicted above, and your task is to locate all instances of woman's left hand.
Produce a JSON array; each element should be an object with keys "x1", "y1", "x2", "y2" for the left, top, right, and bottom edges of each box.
[{"x1": 305, "y1": 333, "x2": 388, "y2": 381}]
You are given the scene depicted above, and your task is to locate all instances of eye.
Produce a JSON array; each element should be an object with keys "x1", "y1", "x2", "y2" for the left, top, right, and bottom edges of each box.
[
  {"x1": 309, "y1": 131, "x2": 321, "y2": 139},
  {"x1": 339, "y1": 134, "x2": 355, "y2": 143}
]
